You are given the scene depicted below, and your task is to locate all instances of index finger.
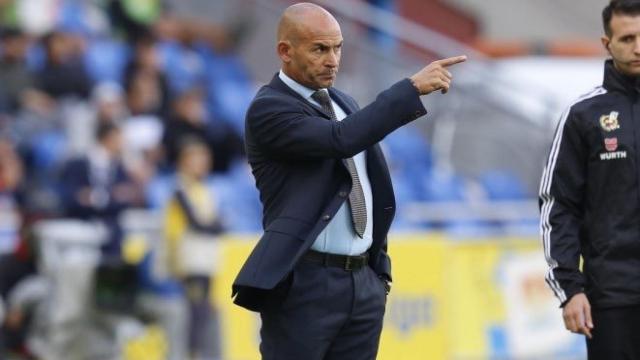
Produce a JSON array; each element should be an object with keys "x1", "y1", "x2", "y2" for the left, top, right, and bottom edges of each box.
[
  {"x1": 435, "y1": 55, "x2": 467, "y2": 67},
  {"x1": 576, "y1": 309, "x2": 592, "y2": 339}
]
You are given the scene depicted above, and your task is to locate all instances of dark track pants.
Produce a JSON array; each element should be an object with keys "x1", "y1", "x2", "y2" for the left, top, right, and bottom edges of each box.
[{"x1": 587, "y1": 305, "x2": 640, "y2": 360}]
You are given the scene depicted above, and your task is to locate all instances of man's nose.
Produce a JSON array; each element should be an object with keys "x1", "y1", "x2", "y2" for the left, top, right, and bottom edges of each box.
[
  {"x1": 325, "y1": 50, "x2": 339, "y2": 68},
  {"x1": 634, "y1": 38, "x2": 640, "y2": 55}
]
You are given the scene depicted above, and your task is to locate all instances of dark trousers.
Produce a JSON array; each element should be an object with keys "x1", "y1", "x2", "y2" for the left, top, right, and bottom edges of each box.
[
  {"x1": 259, "y1": 259, "x2": 387, "y2": 360},
  {"x1": 183, "y1": 275, "x2": 222, "y2": 359},
  {"x1": 587, "y1": 305, "x2": 640, "y2": 360}
]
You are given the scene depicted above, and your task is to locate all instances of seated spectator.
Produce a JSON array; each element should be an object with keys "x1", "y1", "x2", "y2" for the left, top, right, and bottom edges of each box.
[
  {"x1": 0, "y1": 27, "x2": 33, "y2": 115},
  {"x1": 0, "y1": 241, "x2": 38, "y2": 359},
  {"x1": 92, "y1": 81, "x2": 128, "y2": 126},
  {"x1": 107, "y1": 0, "x2": 163, "y2": 43},
  {"x1": 123, "y1": 33, "x2": 170, "y2": 117},
  {"x1": 123, "y1": 69, "x2": 165, "y2": 181},
  {"x1": 36, "y1": 30, "x2": 93, "y2": 100},
  {"x1": 0, "y1": 138, "x2": 24, "y2": 254},
  {"x1": 0, "y1": 27, "x2": 55, "y2": 122},
  {"x1": 126, "y1": 68, "x2": 164, "y2": 119},
  {"x1": 0, "y1": 140, "x2": 36, "y2": 358},
  {"x1": 163, "y1": 87, "x2": 243, "y2": 173},
  {"x1": 60, "y1": 122, "x2": 144, "y2": 256},
  {"x1": 164, "y1": 138, "x2": 224, "y2": 359}
]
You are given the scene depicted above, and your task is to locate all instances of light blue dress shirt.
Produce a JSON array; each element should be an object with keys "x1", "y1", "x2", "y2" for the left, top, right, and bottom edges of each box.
[{"x1": 279, "y1": 70, "x2": 373, "y2": 256}]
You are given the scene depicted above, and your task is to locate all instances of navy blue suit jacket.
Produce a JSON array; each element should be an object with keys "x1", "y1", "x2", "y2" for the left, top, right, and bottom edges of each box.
[{"x1": 232, "y1": 74, "x2": 427, "y2": 312}]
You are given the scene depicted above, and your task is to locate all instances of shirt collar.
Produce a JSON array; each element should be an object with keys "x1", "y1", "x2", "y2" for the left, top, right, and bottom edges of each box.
[{"x1": 278, "y1": 70, "x2": 328, "y2": 102}]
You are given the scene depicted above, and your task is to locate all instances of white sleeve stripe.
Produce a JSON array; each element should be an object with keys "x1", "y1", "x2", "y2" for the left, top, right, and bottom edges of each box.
[
  {"x1": 539, "y1": 86, "x2": 607, "y2": 302},
  {"x1": 541, "y1": 198, "x2": 565, "y2": 300},
  {"x1": 540, "y1": 86, "x2": 606, "y2": 195}
]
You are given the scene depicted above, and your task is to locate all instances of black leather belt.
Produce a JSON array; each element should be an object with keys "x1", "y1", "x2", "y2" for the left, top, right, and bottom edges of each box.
[{"x1": 302, "y1": 249, "x2": 369, "y2": 271}]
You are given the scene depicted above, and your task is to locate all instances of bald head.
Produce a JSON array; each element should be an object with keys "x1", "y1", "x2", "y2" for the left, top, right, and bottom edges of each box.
[
  {"x1": 276, "y1": 3, "x2": 343, "y2": 90},
  {"x1": 277, "y1": 3, "x2": 340, "y2": 44}
]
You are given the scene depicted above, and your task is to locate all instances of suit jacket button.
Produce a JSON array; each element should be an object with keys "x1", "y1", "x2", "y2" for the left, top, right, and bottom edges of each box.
[
  {"x1": 338, "y1": 191, "x2": 348, "y2": 197},
  {"x1": 322, "y1": 214, "x2": 331, "y2": 221}
]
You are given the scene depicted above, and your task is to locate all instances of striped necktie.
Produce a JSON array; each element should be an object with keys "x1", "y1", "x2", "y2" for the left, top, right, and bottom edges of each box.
[{"x1": 311, "y1": 90, "x2": 367, "y2": 238}]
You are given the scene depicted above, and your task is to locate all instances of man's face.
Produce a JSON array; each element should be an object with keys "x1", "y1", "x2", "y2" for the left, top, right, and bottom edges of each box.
[
  {"x1": 280, "y1": 20, "x2": 343, "y2": 89},
  {"x1": 180, "y1": 145, "x2": 211, "y2": 179},
  {"x1": 2, "y1": 36, "x2": 28, "y2": 61},
  {"x1": 103, "y1": 130, "x2": 123, "y2": 157},
  {"x1": 603, "y1": 13, "x2": 640, "y2": 76}
]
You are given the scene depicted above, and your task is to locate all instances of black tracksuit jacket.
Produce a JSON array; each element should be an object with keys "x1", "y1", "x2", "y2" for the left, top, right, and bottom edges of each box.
[{"x1": 540, "y1": 59, "x2": 640, "y2": 308}]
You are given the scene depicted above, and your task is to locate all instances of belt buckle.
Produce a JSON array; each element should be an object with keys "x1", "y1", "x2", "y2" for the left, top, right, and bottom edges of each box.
[{"x1": 344, "y1": 256, "x2": 353, "y2": 271}]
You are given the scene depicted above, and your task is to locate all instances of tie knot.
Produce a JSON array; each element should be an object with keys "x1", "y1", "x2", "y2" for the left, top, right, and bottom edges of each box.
[{"x1": 311, "y1": 90, "x2": 332, "y2": 107}]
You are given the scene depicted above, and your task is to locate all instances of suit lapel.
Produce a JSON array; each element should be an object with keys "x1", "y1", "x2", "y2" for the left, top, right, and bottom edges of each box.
[
  {"x1": 268, "y1": 73, "x2": 333, "y2": 119},
  {"x1": 329, "y1": 89, "x2": 359, "y2": 116},
  {"x1": 269, "y1": 74, "x2": 368, "y2": 172}
]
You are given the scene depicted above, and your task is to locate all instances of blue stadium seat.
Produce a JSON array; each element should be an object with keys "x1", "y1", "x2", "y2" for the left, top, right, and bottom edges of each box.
[
  {"x1": 383, "y1": 127, "x2": 433, "y2": 169},
  {"x1": 31, "y1": 130, "x2": 67, "y2": 172},
  {"x1": 158, "y1": 41, "x2": 206, "y2": 95},
  {"x1": 479, "y1": 170, "x2": 527, "y2": 200},
  {"x1": 26, "y1": 44, "x2": 46, "y2": 72},
  {"x1": 58, "y1": 1, "x2": 93, "y2": 36},
  {"x1": 199, "y1": 46, "x2": 255, "y2": 135},
  {"x1": 145, "y1": 174, "x2": 177, "y2": 209},
  {"x1": 208, "y1": 163, "x2": 262, "y2": 232},
  {"x1": 384, "y1": 127, "x2": 434, "y2": 205},
  {"x1": 85, "y1": 39, "x2": 130, "y2": 83},
  {"x1": 422, "y1": 171, "x2": 466, "y2": 202}
]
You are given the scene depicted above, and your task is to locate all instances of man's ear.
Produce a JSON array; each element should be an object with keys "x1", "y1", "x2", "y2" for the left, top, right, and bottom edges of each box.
[
  {"x1": 277, "y1": 41, "x2": 292, "y2": 63},
  {"x1": 601, "y1": 36, "x2": 612, "y2": 56}
]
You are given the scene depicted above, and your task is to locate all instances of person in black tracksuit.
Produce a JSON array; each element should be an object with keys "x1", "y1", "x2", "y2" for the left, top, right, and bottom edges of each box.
[{"x1": 540, "y1": 1, "x2": 640, "y2": 358}]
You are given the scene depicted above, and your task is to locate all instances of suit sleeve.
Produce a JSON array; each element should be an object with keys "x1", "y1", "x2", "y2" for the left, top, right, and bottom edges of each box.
[
  {"x1": 247, "y1": 79, "x2": 426, "y2": 159},
  {"x1": 539, "y1": 108, "x2": 586, "y2": 306}
]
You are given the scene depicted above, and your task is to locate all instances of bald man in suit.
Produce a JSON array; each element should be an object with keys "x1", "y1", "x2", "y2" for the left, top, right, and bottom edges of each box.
[{"x1": 232, "y1": 3, "x2": 466, "y2": 359}]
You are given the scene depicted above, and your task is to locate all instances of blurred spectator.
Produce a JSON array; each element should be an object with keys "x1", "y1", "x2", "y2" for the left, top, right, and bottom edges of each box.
[
  {"x1": 124, "y1": 33, "x2": 170, "y2": 116},
  {"x1": 163, "y1": 88, "x2": 243, "y2": 173},
  {"x1": 164, "y1": 138, "x2": 223, "y2": 359},
  {"x1": 0, "y1": 234, "x2": 38, "y2": 359},
  {"x1": 55, "y1": 82, "x2": 128, "y2": 157},
  {"x1": 123, "y1": 69, "x2": 165, "y2": 182},
  {"x1": 60, "y1": 122, "x2": 144, "y2": 256},
  {"x1": 92, "y1": 81, "x2": 128, "y2": 126},
  {"x1": 108, "y1": 0, "x2": 164, "y2": 42},
  {"x1": 36, "y1": 30, "x2": 93, "y2": 100},
  {"x1": 0, "y1": 27, "x2": 54, "y2": 122},
  {"x1": 0, "y1": 138, "x2": 23, "y2": 199},
  {"x1": 0, "y1": 141, "x2": 36, "y2": 358},
  {"x1": 126, "y1": 68, "x2": 164, "y2": 118},
  {"x1": 0, "y1": 139, "x2": 24, "y2": 253},
  {"x1": 0, "y1": 27, "x2": 32, "y2": 115}
]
